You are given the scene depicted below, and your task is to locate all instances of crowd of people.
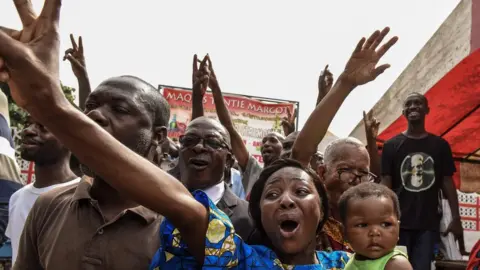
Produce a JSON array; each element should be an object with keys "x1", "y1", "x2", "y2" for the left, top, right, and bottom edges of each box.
[{"x1": 0, "y1": 0, "x2": 477, "y2": 269}]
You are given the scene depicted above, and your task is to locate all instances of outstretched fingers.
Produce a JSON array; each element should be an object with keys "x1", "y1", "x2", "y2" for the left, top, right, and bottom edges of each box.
[
  {"x1": 377, "y1": 36, "x2": 399, "y2": 58},
  {"x1": 192, "y1": 54, "x2": 199, "y2": 82},
  {"x1": 14, "y1": 0, "x2": 37, "y2": 26},
  {"x1": 69, "y1": 34, "x2": 78, "y2": 51},
  {"x1": 206, "y1": 55, "x2": 215, "y2": 76},
  {"x1": 363, "y1": 30, "x2": 380, "y2": 50},
  {"x1": 39, "y1": 0, "x2": 62, "y2": 26},
  {"x1": 353, "y1": 37, "x2": 366, "y2": 54},
  {"x1": 79, "y1": 36, "x2": 83, "y2": 54},
  {"x1": 373, "y1": 63, "x2": 391, "y2": 78},
  {"x1": 369, "y1": 27, "x2": 390, "y2": 51}
]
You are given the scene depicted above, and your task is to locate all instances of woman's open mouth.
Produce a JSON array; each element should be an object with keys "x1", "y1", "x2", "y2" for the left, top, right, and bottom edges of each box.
[{"x1": 279, "y1": 220, "x2": 299, "y2": 238}]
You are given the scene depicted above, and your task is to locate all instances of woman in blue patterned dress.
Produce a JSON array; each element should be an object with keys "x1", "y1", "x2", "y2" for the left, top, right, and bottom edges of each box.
[{"x1": 151, "y1": 159, "x2": 350, "y2": 269}]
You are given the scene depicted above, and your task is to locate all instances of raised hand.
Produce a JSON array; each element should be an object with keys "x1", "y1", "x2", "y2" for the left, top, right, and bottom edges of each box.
[
  {"x1": 0, "y1": 0, "x2": 63, "y2": 109},
  {"x1": 318, "y1": 65, "x2": 334, "y2": 95},
  {"x1": 63, "y1": 34, "x2": 86, "y2": 78},
  {"x1": 192, "y1": 54, "x2": 209, "y2": 96},
  {"x1": 206, "y1": 55, "x2": 220, "y2": 91},
  {"x1": 281, "y1": 107, "x2": 296, "y2": 136},
  {"x1": 363, "y1": 110, "x2": 380, "y2": 138},
  {"x1": 342, "y1": 27, "x2": 398, "y2": 87}
]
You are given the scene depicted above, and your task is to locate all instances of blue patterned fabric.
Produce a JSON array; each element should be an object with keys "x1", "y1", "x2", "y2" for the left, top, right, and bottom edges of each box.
[{"x1": 150, "y1": 190, "x2": 350, "y2": 269}]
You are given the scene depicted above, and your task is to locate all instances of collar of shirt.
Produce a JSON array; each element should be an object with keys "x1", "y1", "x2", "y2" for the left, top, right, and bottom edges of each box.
[
  {"x1": 203, "y1": 181, "x2": 225, "y2": 205},
  {"x1": 71, "y1": 177, "x2": 159, "y2": 223}
]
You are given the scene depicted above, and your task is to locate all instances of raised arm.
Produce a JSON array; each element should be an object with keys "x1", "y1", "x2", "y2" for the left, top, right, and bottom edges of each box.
[
  {"x1": 292, "y1": 27, "x2": 398, "y2": 166},
  {"x1": 206, "y1": 56, "x2": 250, "y2": 170},
  {"x1": 63, "y1": 34, "x2": 91, "y2": 110},
  {"x1": 363, "y1": 110, "x2": 381, "y2": 179},
  {"x1": 0, "y1": 0, "x2": 208, "y2": 263}
]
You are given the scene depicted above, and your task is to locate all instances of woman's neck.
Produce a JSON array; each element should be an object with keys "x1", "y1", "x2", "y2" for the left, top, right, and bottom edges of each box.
[{"x1": 277, "y1": 242, "x2": 318, "y2": 265}]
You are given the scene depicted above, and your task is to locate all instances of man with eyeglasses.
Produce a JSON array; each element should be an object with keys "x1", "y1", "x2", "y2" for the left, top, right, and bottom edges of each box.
[
  {"x1": 177, "y1": 116, "x2": 256, "y2": 242},
  {"x1": 316, "y1": 137, "x2": 376, "y2": 252}
]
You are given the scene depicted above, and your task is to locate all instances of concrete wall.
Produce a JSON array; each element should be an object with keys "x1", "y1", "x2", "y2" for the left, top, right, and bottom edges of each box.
[{"x1": 349, "y1": 0, "x2": 472, "y2": 142}]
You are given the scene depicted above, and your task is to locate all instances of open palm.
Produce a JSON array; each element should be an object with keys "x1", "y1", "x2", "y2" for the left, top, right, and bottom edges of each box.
[
  {"x1": 0, "y1": 0, "x2": 61, "y2": 108},
  {"x1": 343, "y1": 27, "x2": 398, "y2": 86}
]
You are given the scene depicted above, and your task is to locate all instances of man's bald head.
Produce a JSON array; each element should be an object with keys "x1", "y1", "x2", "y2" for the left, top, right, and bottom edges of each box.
[
  {"x1": 323, "y1": 137, "x2": 367, "y2": 165},
  {"x1": 98, "y1": 75, "x2": 170, "y2": 127},
  {"x1": 186, "y1": 117, "x2": 231, "y2": 147}
]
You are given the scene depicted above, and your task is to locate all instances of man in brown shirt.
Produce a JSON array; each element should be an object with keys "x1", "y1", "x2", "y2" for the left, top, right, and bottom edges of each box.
[{"x1": 14, "y1": 73, "x2": 170, "y2": 269}]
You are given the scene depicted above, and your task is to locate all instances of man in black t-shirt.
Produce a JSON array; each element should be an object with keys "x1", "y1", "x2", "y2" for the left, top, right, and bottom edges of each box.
[{"x1": 381, "y1": 93, "x2": 462, "y2": 270}]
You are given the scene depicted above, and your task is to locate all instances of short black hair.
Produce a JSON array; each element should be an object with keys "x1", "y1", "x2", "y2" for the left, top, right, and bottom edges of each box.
[
  {"x1": 116, "y1": 75, "x2": 171, "y2": 127},
  {"x1": 249, "y1": 158, "x2": 329, "y2": 240},
  {"x1": 405, "y1": 92, "x2": 429, "y2": 107},
  {"x1": 338, "y1": 182, "x2": 400, "y2": 225}
]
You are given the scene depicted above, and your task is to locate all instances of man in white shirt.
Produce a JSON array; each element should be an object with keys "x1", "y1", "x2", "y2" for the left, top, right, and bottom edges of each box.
[{"x1": 6, "y1": 116, "x2": 80, "y2": 265}]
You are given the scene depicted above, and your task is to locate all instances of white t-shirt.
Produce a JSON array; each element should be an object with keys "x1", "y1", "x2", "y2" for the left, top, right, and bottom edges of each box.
[{"x1": 6, "y1": 178, "x2": 81, "y2": 265}]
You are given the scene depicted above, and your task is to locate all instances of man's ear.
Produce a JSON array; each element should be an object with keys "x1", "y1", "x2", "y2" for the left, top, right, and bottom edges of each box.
[{"x1": 317, "y1": 164, "x2": 327, "y2": 182}]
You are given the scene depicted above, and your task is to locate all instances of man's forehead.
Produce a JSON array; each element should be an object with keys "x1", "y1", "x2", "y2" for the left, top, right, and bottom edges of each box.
[
  {"x1": 89, "y1": 85, "x2": 144, "y2": 106},
  {"x1": 404, "y1": 94, "x2": 425, "y2": 103},
  {"x1": 328, "y1": 143, "x2": 368, "y2": 164},
  {"x1": 186, "y1": 118, "x2": 229, "y2": 139},
  {"x1": 264, "y1": 132, "x2": 285, "y2": 141}
]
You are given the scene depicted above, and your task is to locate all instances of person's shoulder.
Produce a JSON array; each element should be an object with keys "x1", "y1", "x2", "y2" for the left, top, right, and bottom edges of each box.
[
  {"x1": 427, "y1": 133, "x2": 450, "y2": 145},
  {"x1": 385, "y1": 253, "x2": 412, "y2": 270},
  {"x1": 9, "y1": 183, "x2": 34, "y2": 202},
  {"x1": 384, "y1": 133, "x2": 406, "y2": 145},
  {"x1": 34, "y1": 181, "x2": 79, "y2": 209}
]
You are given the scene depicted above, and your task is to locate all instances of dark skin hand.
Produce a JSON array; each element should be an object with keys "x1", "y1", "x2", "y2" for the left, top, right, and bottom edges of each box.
[
  {"x1": 292, "y1": 27, "x2": 398, "y2": 166},
  {"x1": 317, "y1": 64, "x2": 334, "y2": 106},
  {"x1": 363, "y1": 110, "x2": 381, "y2": 180},
  {"x1": 441, "y1": 176, "x2": 464, "y2": 243},
  {"x1": 281, "y1": 107, "x2": 296, "y2": 136},
  {"x1": 191, "y1": 54, "x2": 209, "y2": 120},
  {"x1": 63, "y1": 34, "x2": 91, "y2": 110},
  {"x1": 0, "y1": 0, "x2": 208, "y2": 264},
  {"x1": 206, "y1": 55, "x2": 250, "y2": 171}
]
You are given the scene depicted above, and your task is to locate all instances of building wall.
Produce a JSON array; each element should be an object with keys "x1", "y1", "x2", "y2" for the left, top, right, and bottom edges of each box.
[{"x1": 349, "y1": 0, "x2": 472, "y2": 142}]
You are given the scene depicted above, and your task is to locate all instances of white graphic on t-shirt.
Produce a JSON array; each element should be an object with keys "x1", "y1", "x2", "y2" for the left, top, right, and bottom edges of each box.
[{"x1": 400, "y1": 152, "x2": 435, "y2": 192}]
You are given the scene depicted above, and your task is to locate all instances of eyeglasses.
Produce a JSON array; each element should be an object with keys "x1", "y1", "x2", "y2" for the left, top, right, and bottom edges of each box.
[
  {"x1": 337, "y1": 168, "x2": 377, "y2": 185},
  {"x1": 179, "y1": 134, "x2": 230, "y2": 151}
]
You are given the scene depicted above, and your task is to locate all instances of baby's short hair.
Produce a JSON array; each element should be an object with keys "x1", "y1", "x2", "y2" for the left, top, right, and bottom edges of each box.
[{"x1": 338, "y1": 182, "x2": 401, "y2": 225}]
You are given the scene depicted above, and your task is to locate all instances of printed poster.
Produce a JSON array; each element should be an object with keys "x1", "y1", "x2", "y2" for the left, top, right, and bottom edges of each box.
[{"x1": 162, "y1": 87, "x2": 296, "y2": 164}]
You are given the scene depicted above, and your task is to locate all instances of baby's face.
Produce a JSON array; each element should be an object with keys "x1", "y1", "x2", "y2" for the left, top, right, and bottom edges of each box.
[{"x1": 344, "y1": 196, "x2": 399, "y2": 259}]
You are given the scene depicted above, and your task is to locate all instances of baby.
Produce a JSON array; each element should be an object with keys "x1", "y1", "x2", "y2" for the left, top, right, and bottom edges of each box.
[{"x1": 338, "y1": 182, "x2": 412, "y2": 269}]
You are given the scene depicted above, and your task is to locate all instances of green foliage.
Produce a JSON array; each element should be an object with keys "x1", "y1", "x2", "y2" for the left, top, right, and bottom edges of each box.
[{"x1": 0, "y1": 82, "x2": 76, "y2": 130}]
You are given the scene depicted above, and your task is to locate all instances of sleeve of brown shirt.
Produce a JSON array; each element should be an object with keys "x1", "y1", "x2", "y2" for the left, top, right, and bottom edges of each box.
[{"x1": 13, "y1": 198, "x2": 43, "y2": 270}]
